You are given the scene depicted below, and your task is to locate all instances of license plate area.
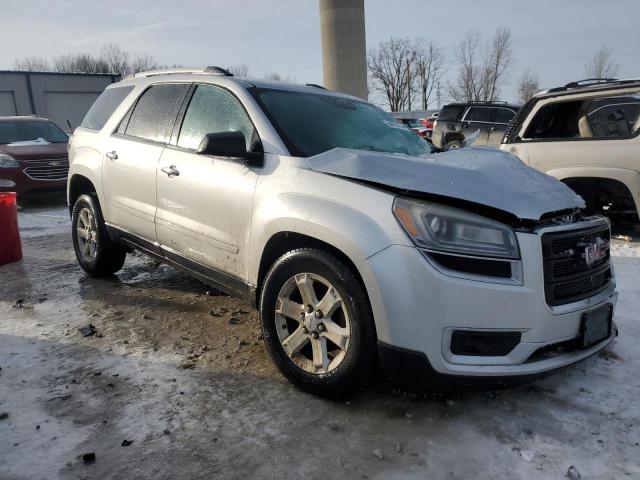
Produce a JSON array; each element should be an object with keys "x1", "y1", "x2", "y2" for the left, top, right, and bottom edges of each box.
[{"x1": 579, "y1": 303, "x2": 612, "y2": 349}]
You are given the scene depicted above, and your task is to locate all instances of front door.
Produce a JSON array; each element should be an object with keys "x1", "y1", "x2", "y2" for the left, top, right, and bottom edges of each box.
[
  {"x1": 101, "y1": 82, "x2": 190, "y2": 243},
  {"x1": 155, "y1": 84, "x2": 260, "y2": 280}
]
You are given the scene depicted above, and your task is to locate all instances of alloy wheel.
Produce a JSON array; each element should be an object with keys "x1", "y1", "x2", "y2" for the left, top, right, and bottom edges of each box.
[{"x1": 274, "y1": 273, "x2": 351, "y2": 374}]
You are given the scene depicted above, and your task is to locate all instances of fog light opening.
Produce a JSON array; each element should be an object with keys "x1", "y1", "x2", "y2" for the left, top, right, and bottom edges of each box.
[{"x1": 450, "y1": 330, "x2": 521, "y2": 357}]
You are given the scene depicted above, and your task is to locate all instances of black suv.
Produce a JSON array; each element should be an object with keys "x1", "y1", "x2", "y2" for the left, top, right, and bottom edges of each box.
[{"x1": 432, "y1": 102, "x2": 520, "y2": 150}]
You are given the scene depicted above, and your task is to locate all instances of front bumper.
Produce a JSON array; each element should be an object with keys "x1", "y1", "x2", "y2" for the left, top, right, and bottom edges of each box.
[
  {"x1": 0, "y1": 167, "x2": 67, "y2": 194},
  {"x1": 363, "y1": 222, "x2": 618, "y2": 381}
]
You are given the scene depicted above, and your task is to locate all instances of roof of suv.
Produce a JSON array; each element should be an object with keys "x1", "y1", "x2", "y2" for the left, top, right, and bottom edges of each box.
[
  {"x1": 116, "y1": 67, "x2": 353, "y2": 99},
  {"x1": 443, "y1": 102, "x2": 521, "y2": 110},
  {"x1": 0, "y1": 116, "x2": 53, "y2": 123},
  {"x1": 534, "y1": 78, "x2": 640, "y2": 100}
]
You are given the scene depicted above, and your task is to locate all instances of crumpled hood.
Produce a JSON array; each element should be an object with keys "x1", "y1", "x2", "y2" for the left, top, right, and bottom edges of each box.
[{"x1": 305, "y1": 147, "x2": 584, "y2": 221}]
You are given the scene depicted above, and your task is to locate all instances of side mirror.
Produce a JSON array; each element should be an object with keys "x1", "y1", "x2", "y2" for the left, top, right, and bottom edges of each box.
[{"x1": 196, "y1": 131, "x2": 263, "y2": 166}]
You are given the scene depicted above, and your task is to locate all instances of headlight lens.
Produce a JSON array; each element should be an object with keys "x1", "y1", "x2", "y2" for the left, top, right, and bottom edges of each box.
[
  {"x1": 0, "y1": 154, "x2": 20, "y2": 168},
  {"x1": 393, "y1": 197, "x2": 520, "y2": 259}
]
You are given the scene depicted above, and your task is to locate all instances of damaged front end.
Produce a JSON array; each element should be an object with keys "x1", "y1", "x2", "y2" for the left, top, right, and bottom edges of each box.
[{"x1": 305, "y1": 147, "x2": 585, "y2": 227}]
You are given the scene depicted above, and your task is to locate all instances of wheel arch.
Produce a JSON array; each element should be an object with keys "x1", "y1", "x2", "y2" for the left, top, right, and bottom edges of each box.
[
  {"x1": 255, "y1": 231, "x2": 371, "y2": 313},
  {"x1": 68, "y1": 174, "x2": 98, "y2": 215},
  {"x1": 548, "y1": 167, "x2": 640, "y2": 216}
]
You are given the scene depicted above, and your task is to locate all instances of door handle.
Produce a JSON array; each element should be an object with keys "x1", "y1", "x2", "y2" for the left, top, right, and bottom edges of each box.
[
  {"x1": 105, "y1": 150, "x2": 118, "y2": 160},
  {"x1": 161, "y1": 165, "x2": 180, "y2": 177}
]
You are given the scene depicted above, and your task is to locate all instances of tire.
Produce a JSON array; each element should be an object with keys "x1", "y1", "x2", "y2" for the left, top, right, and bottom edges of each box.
[
  {"x1": 445, "y1": 139, "x2": 463, "y2": 150},
  {"x1": 260, "y1": 248, "x2": 376, "y2": 396},
  {"x1": 71, "y1": 193, "x2": 126, "y2": 277}
]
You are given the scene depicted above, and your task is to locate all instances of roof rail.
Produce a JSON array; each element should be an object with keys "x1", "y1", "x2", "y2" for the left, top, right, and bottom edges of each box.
[
  {"x1": 564, "y1": 78, "x2": 618, "y2": 88},
  {"x1": 130, "y1": 66, "x2": 233, "y2": 79}
]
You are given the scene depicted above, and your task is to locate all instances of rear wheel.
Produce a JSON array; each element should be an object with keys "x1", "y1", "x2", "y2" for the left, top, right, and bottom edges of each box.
[
  {"x1": 260, "y1": 248, "x2": 376, "y2": 396},
  {"x1": 71, "y1": 194, "x2": 126, "y2": 277}
]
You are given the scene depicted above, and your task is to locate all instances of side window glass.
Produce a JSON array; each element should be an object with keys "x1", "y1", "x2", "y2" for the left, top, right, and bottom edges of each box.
[
  {"x1": 177, "y1": 84, "x2": 257, "y2": 151},
  {"x1": 124, "y1": 83, "x2": 190, "y2": 143},
  {"x1": 80, "y1": 86, "x2": 134, "y2": 131},
  {"x1": 523, "y1": 100, "x2": 583, "y2": 140},
  {"x1": 494, "y1": 108, "x2": 516, "y2": 124},
  {"x1": 585, "y1": 95, "x2": 640, "y2": 138},
  {"x1": 465, "y1": 107, "x2": 493, "y2": 122}
]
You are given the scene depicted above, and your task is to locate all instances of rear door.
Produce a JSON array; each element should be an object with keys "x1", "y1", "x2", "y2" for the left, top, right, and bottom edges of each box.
[
  {"x1": 155, "y1": 83, "x2": 260, "y2": 280},
  {"x1": 488, "y1": 107, "x2": 517, "y2": 147},
  {"x1": 101, "y1": 83, "x2": 190, "y2": 243},
  {"x1": 461, "y1": 106, "x2": 493, "y2": 145}
]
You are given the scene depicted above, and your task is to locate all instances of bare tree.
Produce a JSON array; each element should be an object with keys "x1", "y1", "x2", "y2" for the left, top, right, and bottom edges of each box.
[
  {"x1": 447, "y1": 27, "x2": 513, "y2": 103},
  {"x1": 447, "y1": 31, "x2": 483, "y2": 103},
  {"x1": 585, "y1": 46, "x2": 619, "y2": 79},
  {"x1": 54, "y1": 53, "x2": 110, "y2": 74},
  {"x1": 130, "y1": 54, "x2": 158, "y2": 74},
  {"x1": 517, "y1": 68, "x2": 540, "y2": 104},
  {"x1": 13, "y1": 56, "x2": 50, "y2": 72},
  {"x1": 228, "y1": 63, "x2": 249, "y2": 77},
  {"x1": 413, "y1": 38, "x2": 444, "y2": 110},
  {"x1": 367, "y1": 38, "x2": 416, "y2": 111},
  {"x1": 264, "y1": 72, "x2": 294, "y2": 83},
  {"x1": 101, "y1": 42, "x2": 130, "y2": 76},
  {"x1": 483, "y1": 26, "x2": 513, "y2": 102}
]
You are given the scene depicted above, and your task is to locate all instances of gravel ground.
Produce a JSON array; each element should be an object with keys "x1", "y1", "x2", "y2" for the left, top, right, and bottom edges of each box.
[{"x1": 1, "y1": 197, "x2": 639, "y2": 480}]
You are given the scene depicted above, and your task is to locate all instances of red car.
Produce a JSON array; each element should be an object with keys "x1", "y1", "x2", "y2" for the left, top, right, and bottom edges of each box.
[{"x1": 0, "y1": 117, "x2": 69, "y2": 195}]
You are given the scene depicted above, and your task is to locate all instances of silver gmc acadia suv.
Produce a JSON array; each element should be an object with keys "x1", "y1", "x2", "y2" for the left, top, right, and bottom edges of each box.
[{"x1": 67, "y1": 67, "x2": 618, "y2": 395}]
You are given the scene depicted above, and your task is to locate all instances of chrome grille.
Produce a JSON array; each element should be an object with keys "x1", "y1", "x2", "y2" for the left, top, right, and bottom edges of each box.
[
  {"x1": 541, "y1": 223, "x2": 612, "y2": 306},
  {"x1": 23, "y1": 158, "x2": 69, "y2": 181}
]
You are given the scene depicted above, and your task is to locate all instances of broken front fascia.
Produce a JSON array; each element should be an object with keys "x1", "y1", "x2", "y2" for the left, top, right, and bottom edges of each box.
[{"x1": 305, "y1": 147, "x2": 585, "y2": 221}]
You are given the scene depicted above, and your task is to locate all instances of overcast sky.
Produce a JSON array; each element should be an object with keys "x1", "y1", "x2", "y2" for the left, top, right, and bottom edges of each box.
[{"x1": 2, "y1": 0, "x2": 639, "y2": 106}]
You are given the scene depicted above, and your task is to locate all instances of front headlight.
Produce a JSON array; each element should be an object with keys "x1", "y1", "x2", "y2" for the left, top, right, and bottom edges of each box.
[
  {"x1": 393, "y1": 197, "x2": 520, "y2": 259},
  {"x1": 0, "y1": 154, "x2": 20, "y2": 168}
]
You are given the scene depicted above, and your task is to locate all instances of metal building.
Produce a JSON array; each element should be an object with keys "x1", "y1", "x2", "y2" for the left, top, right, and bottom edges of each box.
[{"x1": 0, "y1": 71, "x2": 118, "y2": 130}]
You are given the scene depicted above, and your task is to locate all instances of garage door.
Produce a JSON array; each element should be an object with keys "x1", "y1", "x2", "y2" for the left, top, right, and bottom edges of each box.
[
  {"x1": 0, "y1": 91, "x2": 17, "y2": 116},
  {"x1": 44, "y1": 91, "x2": 101, "y2": 131}
]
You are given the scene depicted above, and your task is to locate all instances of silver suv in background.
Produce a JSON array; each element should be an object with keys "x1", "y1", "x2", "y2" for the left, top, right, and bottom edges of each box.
[
  {"x1": 67, "y1": 68, "x2": 617, "y2": 396},
  {"x1": 432, "y1": 102, "x2": 520, "y2": 150}
]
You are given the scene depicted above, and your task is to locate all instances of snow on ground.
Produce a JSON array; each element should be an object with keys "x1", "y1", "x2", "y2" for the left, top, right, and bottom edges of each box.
[{"x1": 1, "y1": 199, "x2": 639, "y2": 479}]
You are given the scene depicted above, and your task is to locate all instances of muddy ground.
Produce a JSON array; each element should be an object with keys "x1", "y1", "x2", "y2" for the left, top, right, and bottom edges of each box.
[{"x1": 1, "y1": 196, "x2": 639, "y2": 479}]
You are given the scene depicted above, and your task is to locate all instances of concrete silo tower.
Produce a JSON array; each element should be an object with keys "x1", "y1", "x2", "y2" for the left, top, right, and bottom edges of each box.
[{"x1": 319, "y1": 0, "x2": 368, "y2": 100}]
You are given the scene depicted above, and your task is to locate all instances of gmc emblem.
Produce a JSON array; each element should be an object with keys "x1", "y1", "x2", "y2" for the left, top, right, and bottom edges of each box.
[{"x1": 583, "y1": 237, "x2": 608, "y2": 267}]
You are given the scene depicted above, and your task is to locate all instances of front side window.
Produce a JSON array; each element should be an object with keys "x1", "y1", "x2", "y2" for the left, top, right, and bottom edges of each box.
[
  {"x1": 0, "y1": 121, "x2": 68, "y2": 144},
  {"x1": 81, "y1": 86, "x2": 134, "y2": 131},
  {"x1": 250, "y1": 88, "x2": 433, "y2": 157},
  {"x1": 177, "y1": 84, "x2": 256, "y2": 150},
  {"x1": 524, "y1": 92, "x2": 640, "y2": 141},
  {"x1": 124, "y1": 83, "x2": 190, "y2": 143},
  {"x1": 438, "y1": 105, "x2": 465, "y2": 122},
  {"x1": 465, "y1": 107, "x2": 493, "y2": 123}
]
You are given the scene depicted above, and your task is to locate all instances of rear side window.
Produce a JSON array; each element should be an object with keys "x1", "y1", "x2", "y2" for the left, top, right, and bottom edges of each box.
[
  {"x1": 494, "y1": 108, "x2": 516, "y2": 124},
  {"x1": 586, "y1": 95, "x2": 640, "y2": 138},
  {"x1": 124, "y1": 83, "x2": 190, "y2": 143},
  {"x1": 438, "y1": 105, "x2": 465, "y2": 122},
  {"x1": 465, "y1": 107, "x2": 493, "y2": 122},
  {"x1": 80, "y1": 86, "x2": 134, "y2": 131},
  {"x1": 177, "y1": 84, "x2": 257, "y2": 151}
]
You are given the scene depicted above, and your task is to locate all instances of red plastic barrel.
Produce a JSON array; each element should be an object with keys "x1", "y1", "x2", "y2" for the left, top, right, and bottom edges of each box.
[{"x1": 0, "y1": 192, "x2": 22, "y2": 265}]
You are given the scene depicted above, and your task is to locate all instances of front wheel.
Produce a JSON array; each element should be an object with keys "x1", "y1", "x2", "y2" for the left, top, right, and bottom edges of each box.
[
  {"x1": 71, "y1": 194, "x2": 126, "y2": 277},
  {"x1": 445, "y1": 139, "x2": 463, "y2": 150},
  {"x1": 260, "y1": 249, "x2": 376, "y2": 396}
]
